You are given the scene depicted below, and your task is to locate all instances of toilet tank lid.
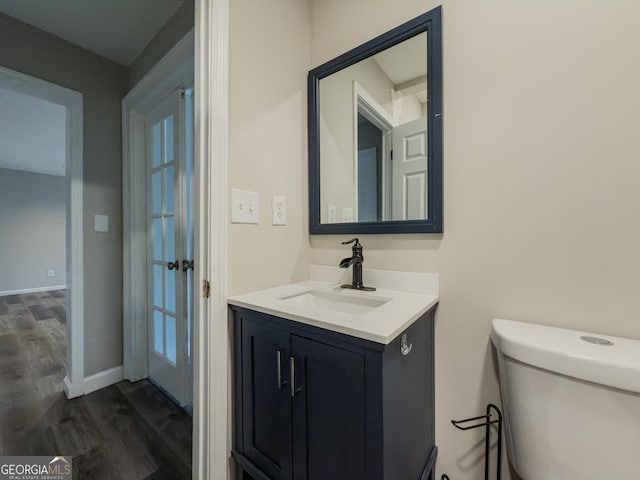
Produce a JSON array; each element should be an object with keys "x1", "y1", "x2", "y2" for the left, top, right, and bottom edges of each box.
[{"x1": 491, "y1": 318, "x2": 640, "y2": 394}]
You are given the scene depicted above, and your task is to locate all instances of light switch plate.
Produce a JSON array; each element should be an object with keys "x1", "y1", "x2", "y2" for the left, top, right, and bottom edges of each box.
[
  {"x1": 231, "y1": 189, "x2": 259, "y2": 224},
  {"x1": 272, "y1": 195, "x2": 287, "y2": 225},
  {"x1": 94, "y1": 214, "x2": 109, "y2": 232}
]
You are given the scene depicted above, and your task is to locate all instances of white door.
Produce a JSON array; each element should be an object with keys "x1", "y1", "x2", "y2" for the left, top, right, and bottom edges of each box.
[
  {"x1": 145, "y1": 88, "x2": 193, "y2": 406},
  {"x1": 392, "y1": 117, "x2": 428, "y2": 220}
]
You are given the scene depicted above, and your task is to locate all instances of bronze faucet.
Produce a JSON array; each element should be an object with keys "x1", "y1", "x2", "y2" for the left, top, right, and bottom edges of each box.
[{"x1": 339, "y1": 238, "x2": 376, "y2": 291}]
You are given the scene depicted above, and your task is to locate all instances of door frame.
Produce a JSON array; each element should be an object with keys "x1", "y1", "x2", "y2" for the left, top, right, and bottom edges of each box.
[
  {"x1": 194, "y1": 0, "x2": 230, "y2": 477},
  {"x1": 352, "y1": 81, "x2": 394, "y2": 221},
  {"x1": 0, "y1": 65, "x2": 84, "y2": 398},
  {"x1": 123, "y1": 0, "x2": 230, "y2": 473},
  {"x1": 122, "y1": 30, "x2": 194, "y2": 383}
]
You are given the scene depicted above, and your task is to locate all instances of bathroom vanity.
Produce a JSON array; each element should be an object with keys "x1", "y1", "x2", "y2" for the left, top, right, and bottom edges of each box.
[{"x1": 228, "y1": 268, "x2": 439, "y2": 480}]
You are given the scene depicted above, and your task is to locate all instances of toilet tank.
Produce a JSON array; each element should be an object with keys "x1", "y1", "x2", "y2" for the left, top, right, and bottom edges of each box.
[{"x1": 491, "y1": 318, "x2": 640, "y2": 480}]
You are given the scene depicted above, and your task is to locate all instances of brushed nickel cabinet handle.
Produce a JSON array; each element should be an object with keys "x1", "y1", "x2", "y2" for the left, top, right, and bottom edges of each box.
[
  {"x1": 277, "y1": 350, "x2": 282, "y2": 389},
  {"x1": 290, "y1": 356, "x2": 295, "y2": 398}
]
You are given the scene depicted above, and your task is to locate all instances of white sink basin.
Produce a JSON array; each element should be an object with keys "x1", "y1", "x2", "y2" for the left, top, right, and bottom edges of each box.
[
  {"x1": 278, "y1": 289, "x2": 389, "y2": 315},
  {"x1": 227, "y1": 270, "x2": 439, "y2": 344}
]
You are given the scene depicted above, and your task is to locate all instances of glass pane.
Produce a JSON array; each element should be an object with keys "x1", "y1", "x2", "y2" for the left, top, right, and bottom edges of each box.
[
  {"x1": 152, "y1": 122, "x2": 161, "y2": 167},
  {"x1": 152, "y1": 171, "x2": 161, "y2": 214},
  {"x1": 153, "y1": 218, "x2": 162, "y2": 261},
  {"x1": 165, "y1": 269, "x2": 175, "y2": 314},
  {"x1": 165, "y1": 216, "x2": 175, "y2": 260},
  {"x1": 153, "y1": 310, "x2": 163, "y2": 354},
  {"x1": 165, "y1": 166, "x2": 174, "y2": 212},
  {"x1": 164, "y1": 115, "x2": 174, "y2": 163},
  {"x1": 166, "y1": 315, "x2": 177, "y2": 364},
  {"x1": 153, "y1": 264, "x2": 163, "y2": 307}
]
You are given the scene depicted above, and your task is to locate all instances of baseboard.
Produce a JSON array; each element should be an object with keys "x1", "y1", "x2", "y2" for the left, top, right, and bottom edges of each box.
[
  {"x1": 0, "y1": 284, "x2": 68, "y2": 296},
  {"x1": 83, "y1": 365, "x2": 124, "y2": 395},
  {"x1": 63, "y1": 375, "x2": 84, "y2": 399}
]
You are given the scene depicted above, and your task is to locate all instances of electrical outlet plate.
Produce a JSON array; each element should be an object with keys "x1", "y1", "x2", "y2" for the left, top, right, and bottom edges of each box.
[
  {"x1": 342, "y1": 206, "x2": 353, "y2": 222},
  {"x1": 231, "y1": 189, "x2": 259, "y2": 224},
  {"x1": 327, "y1": 204, "x2": 337, "y2": 223},
  {"x1": 272, "y1": 195, "x2": 287, "y2": 225}
]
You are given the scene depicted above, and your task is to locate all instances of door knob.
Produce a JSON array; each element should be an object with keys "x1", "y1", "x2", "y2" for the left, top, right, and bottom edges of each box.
[
  {"x1": 182, "y1": 259, "x2": 194, "y2": 272},
  {"x1": 167, "y1": 260, "x2": 179, "y2": 270}
]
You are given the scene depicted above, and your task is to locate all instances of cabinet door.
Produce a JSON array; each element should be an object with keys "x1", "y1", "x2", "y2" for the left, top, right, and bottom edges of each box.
[
  {"x1": 291, "y1": 335, "x2": 366, "y2": 480},
  {"x1": 241, "y1": 318, "x2": 292, "y2": 480}
]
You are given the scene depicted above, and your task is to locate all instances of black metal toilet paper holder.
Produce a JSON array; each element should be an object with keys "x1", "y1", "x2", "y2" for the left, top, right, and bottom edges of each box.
[{"x1": 441, "y1": 403, "x2": 502, "y2": 480}]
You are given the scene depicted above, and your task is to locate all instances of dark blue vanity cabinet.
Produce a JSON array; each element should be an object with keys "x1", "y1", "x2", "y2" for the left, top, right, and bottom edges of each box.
[{"x1": 231, "y1": 305, "x2": 437, "y2": 480}]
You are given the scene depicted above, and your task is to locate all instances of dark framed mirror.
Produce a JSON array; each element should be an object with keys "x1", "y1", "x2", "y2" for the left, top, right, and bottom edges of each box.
[{"x1": 308, "y1": 7, "x2": 442, "y2": 234}]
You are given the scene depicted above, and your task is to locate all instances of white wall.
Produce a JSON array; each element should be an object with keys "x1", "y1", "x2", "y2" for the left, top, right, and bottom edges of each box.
[
  {"x1": 0, "y1": 168, "x2": 66, "y2": 293},
  {"x1": 309, "y1": 1, "x2": 640, "y2": 479},
  {"x1": 228, "y1": 0, "x2": 312, "y2": 296}
]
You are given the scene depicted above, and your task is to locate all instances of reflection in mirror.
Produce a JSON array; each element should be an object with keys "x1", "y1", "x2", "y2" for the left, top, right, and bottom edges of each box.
[
  {"x1": 320, "y1": 32, "x2": 428, "y2": 223},
  {"x1": 309, "y1": 7, "x2": 442, "y2": 234}
]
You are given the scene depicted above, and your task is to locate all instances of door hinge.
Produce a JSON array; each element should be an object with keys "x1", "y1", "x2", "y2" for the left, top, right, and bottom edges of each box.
[
  {"x1": 180, "y1": 88, "x2": 185, "y2": 99},
  {"x1": 202, "y1": 279, "x2": 211, "y2": 298},
  {"x1": 390, "y1": 149, "x2": 393, "y2": 160}
]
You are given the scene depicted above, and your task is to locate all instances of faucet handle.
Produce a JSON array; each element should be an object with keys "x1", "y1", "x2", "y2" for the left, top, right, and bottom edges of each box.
[{"x1": 341, "y1": 238, "x2": 363, "y2": 257}]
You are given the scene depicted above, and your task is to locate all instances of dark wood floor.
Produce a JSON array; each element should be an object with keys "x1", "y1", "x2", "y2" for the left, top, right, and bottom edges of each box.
[
  {"x1": 0, "y1": 290, "x2": 67, "y2": 414},
  {"x1": 0, "y1": 291, "x2": 193, "y2": 480}
]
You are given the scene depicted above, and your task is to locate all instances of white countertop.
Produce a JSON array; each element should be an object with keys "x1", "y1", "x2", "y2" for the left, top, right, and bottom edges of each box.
[{"x1": 228, "y1": 267, "x2": 439, "y2": 344}]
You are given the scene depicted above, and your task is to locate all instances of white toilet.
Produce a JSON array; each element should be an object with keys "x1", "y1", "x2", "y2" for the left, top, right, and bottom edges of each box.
[{"x1": 491, "y1": 318, "x2": 640, "y2": 479}]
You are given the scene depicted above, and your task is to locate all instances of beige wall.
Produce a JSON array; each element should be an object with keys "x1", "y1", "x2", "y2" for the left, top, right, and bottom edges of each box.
[
  {"x1": 228, "y1": 0, "x2": 312, "y2": 295},
  {"x1": 310, "y1": 0, "x2": 640, "y2": 478}
]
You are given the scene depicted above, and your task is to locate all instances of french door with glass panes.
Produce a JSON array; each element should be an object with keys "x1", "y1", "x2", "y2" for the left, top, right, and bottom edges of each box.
[{"x1": 146, "y1": 88, "x2": 193, "y2": 406}]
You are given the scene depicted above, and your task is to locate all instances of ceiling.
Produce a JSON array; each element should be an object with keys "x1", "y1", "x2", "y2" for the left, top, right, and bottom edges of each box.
[
  {"x1": 0, "y1": 0, "x2": 185, "y2": 66},
  {"x1": 0, "y1": 87, "x2": 66, "y2": 177},
  {"x1": 373, "y1": 32, "x2": 428, "y2": 104}
]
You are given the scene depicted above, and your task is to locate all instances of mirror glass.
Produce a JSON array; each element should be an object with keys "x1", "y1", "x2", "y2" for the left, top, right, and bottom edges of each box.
[
  {"x1": 319, "y1": 32, "x2": 428, "y2": 223},
  {"x1": 309, "y1": 8, "x2": 442, "y2": 234}
]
